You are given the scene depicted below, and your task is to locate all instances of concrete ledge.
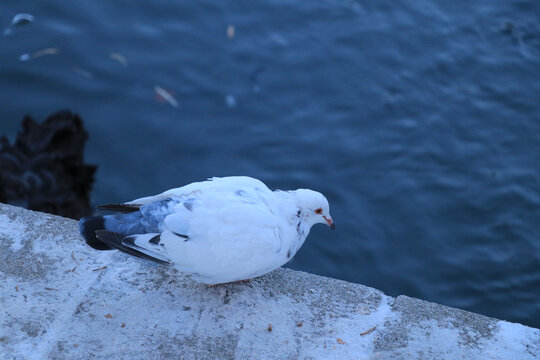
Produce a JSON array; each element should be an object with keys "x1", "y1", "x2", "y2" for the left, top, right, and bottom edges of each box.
[{"x1": 0, "y1": 203, "x2": 538, "y2": 359}]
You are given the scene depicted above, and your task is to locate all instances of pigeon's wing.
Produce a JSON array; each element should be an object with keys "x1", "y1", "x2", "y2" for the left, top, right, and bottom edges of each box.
[
  {"x1": 158, "y1": 189, "x2": 285, "y2": 274},
  {"x1": 96, "y1": 177, "x2": 282, "y2": 267},
  {"x1": 126, "y1": 176, "x2": 270, "y2": 205},
  {"x1": 94, "y1": 230, "x2": 169, "y2": 264}
]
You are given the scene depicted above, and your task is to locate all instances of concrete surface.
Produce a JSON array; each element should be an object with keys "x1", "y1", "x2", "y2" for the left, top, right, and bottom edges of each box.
[{"x1": 0, "y1": 203, "x2": 538, "y2": 359}]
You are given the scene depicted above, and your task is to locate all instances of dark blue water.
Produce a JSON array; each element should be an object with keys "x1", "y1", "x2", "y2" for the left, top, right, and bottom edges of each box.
[{"x1": 1, "y1": 1, "x2": 539, "y2": 328}]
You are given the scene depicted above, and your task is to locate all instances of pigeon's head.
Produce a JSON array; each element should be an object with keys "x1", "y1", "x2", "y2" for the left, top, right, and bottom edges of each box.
[{"x1": 294, "y1": 189, "x2": 335, "y2": 230}]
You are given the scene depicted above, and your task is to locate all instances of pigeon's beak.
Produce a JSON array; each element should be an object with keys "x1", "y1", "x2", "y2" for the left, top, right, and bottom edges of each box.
[{"x1": 323, "y1": 216, "x2": 335, "y2": 230}]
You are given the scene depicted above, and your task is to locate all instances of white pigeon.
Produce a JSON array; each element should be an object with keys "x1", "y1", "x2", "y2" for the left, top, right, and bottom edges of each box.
[{"x1": 79, "y1": 176, "x2": 334, "y2": 284}]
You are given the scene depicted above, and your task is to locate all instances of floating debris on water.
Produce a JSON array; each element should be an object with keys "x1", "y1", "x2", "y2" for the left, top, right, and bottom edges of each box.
[
  {"x1": 154, "y1": 86, "x2": 178, "y2": 108},
  {"x1": 3, "y1": 13, "x2": 35, "y2": 37},
  {"x1": 109, "y1": 52, "x2": 128, "y2": 66},
  {"x1": 225, "y1": 94, "x2": 236, "y2": 108},
  {"x1": 269, "y1": 33, "x2": 288, "y2": 46},
  {"x1": 249, "y1": 66, "x2": 265, "y2": 93},
  {"x1": 33, "y1": 48, "x2": 59, "y2": 57},
  {"x1": 19, "y1": 48, "x2": 60, "y2": 62},
  {"x1": 73, "y1": 67, "x2": 94, "y2": 79},
  {"x1": 227, "y1": 25, "x2": 235, "y2": 39},
  {"x1": 12, "y1": 13, "x2": 34, "y2": 26}
]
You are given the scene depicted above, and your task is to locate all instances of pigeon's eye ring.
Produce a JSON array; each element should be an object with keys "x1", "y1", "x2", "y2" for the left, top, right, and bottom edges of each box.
[{"x1": 315, "y1": 208, "x2": 323, "y2": 215}]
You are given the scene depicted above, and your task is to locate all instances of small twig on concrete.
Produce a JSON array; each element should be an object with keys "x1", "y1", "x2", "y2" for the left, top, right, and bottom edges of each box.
[
  {"x1": 71, "y1": 251, "x2": 79, "y2": 265},
  {"x1": 360, "y1": 326, "x2": 377, "y2": 336},
  {"x1": 92, "y1": 266, "x2": 107, "y2": 272}
]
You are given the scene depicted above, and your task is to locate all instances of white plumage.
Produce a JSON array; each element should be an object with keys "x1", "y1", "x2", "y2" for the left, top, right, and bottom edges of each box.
[{"x1": 79, "y1": 176, "x2": 334, "y2": 284}]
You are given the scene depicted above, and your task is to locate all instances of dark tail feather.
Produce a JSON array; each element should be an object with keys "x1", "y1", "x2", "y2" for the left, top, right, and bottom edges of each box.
[
  {"x1": 96, "y1": 203, "x2": 141, "y2": 213},
  {"x1": 79, "y1": 216, "x2": 112, "y2": 250},
  {"x1": 95, "y1": 230, "x2": 168, "y2": 264}
]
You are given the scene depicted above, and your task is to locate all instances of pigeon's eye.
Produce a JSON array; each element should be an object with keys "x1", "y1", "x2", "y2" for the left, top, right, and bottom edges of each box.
[{"x1": 315, "y1": 208, "x2": 323, "y2": 214}]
